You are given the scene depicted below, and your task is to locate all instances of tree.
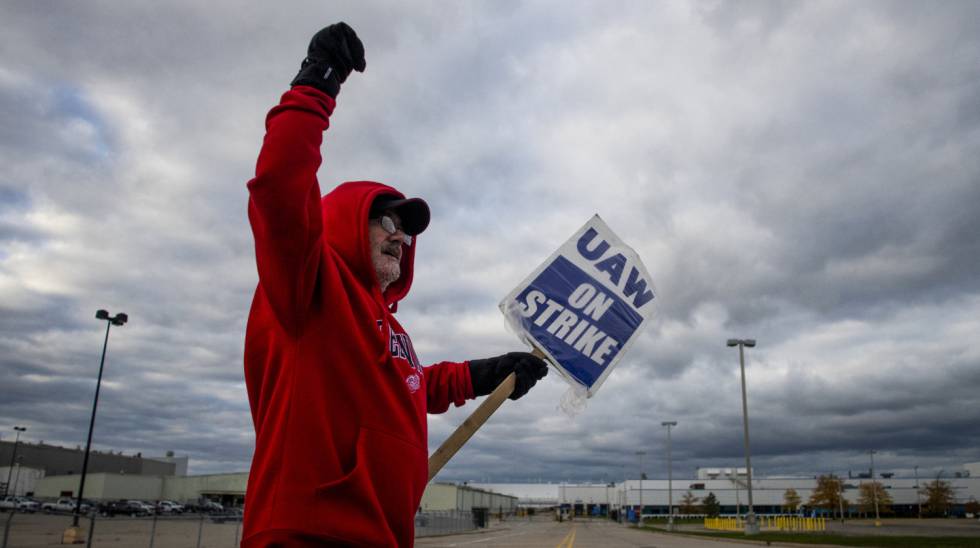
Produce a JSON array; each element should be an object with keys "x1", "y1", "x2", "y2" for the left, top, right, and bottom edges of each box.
[
  {"x1": 922, "y1": 478, "x2": 955, "y2": 517},
  {"x1": 964, "y1": 497, "x2": 979, "y2": 517},
  {"x1": 808, "y1": 475, "x2": 847, "y2": 518},
  {"x1": 679, "y1": 491, "x2": 700, "y2": 514},
  {"x1": 783, "y1": 488, "x2": 802, "y2": 513},
  {"x1": 702, "y1": 492, "x2": 721, "y2": 517},
  {"x1": 857, "y1": 482, "x2": 894, "y2": 516}
]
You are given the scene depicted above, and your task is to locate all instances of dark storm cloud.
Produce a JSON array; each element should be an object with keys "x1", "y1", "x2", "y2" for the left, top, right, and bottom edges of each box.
[{"x1": 2, "y1": 1, "x2": 979, "y2": 482}]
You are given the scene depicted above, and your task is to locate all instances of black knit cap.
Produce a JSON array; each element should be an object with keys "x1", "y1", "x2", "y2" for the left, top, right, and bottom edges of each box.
[{"x1": 369, "y1": 194, "x2": 430, "y2": 236}]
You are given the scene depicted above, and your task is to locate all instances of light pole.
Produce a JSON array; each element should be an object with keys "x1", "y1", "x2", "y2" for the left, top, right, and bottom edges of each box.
[
  {"x1": 622, "y1": 464, "x2": 628, "y2": 523},
  {"x1": 12, "y1": 456, "x2": 23, "y2": 496},
  {"x1": 869, "y1": 450, "x2": 880, "y2": 526},
  {"x1": 837, "y1": 475, "x2": 845, "y2": 523},
  {"x1": 732, "y1": 470, "x2": 741, "y2": 518},
  {"x1": 71, "y1": 310, "x2": 127, "y2": 529},
  {"x1": 3, "y1": 426, "x2": 26, "y2": 496},
  {"x1": 635, "y1": 450, "x2": 646, "y2": 525},
  {"x1": 727, "y1": 338, "x2": 758, "y2": 535},
  {"x1": 914, "y1": 465, "x2": 921, "y2": 519},
  {"x1": 661, "y1": 421, "x2": 677, "y2": 530}
]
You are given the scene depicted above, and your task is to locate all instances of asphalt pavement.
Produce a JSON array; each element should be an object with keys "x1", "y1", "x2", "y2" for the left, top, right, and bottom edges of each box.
[{"x1": 417, "y1": 518, "x2": 803, "y2": 547}]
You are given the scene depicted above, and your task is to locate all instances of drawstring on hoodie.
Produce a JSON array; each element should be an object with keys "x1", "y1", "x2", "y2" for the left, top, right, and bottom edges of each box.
[{"x1": 374, "y1": 288, "x2": 393, "y2": 367}]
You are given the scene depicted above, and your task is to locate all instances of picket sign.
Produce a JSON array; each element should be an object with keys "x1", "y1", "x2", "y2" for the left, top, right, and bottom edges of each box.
[
  {"x1": 427, "y1": 215, "x2": 656, "y2": 481},
  {"x1": 501, "y1": 214, "x2": 656, "y2": 397}
]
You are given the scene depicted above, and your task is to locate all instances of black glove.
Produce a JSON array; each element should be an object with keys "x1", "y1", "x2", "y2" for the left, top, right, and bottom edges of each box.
[
  {"x1": 469, "y1": 352, "x2": 548, "y2": 400},
  {"x1": 290, "y1": 22, "x2": 366, "y2": 98}
]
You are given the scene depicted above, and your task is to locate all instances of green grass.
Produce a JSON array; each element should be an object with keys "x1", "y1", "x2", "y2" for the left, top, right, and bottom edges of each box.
[{"x1": 641, "y1": 526, "x2": 980, "y2": 547}]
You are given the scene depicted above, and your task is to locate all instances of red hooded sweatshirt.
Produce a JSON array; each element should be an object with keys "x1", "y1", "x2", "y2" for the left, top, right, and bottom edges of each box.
[{"x1": 242, "y1": 86, "x2": 474, "y2": 547}]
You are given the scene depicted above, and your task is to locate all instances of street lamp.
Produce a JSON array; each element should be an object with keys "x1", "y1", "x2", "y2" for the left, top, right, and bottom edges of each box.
[
  {"x1": 71, "y1": 310, "x2": 127, "y2": 529},
  {"x1": 635, "y1": 450, "x2": 646, "y2": 525},
  {"x1": 727, "y1": 338, "x2": 758, "y2": 535},
  {"x1": 662, "y1": 421, "x2": 677, "y2": 531},
  {"x1": 914, "y1": 465, "x2": 922, "y2": 519},
  {"x1": 3, "y1": 426, "x2": 26, "y2": 496},
  {"x1": 12, "y1": 456, "x2": 24, "y2": 496},
  {"x1": 869, "y1": 450, "x2": 880, "y2": 526}
]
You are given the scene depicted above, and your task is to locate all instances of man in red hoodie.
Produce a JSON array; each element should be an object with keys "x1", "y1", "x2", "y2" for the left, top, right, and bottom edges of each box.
[{"x1": 242, "y1": 23, "x2": 548, "y2": 547}]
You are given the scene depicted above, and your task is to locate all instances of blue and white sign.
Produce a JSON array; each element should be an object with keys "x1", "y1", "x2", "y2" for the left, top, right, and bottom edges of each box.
[{"x1": 500, "y1": 215, "x2": 657, "y2": 397}]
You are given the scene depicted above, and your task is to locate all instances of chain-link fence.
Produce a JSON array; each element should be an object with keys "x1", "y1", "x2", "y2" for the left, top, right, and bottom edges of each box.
[
  {"x1": 414, "y1": 510, "x2": 478, "y2": 537},
  {"x1": 1, "y1": 509, "x2": 243, "y2": 548},
  {"x1": 2, "y1": 509, "x2": 483, "y2": 546}
]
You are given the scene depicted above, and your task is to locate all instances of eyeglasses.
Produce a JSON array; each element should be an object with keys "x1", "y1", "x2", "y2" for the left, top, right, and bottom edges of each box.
[{"x1": 374, "y1": 215, "x2": 413, "y2": 246}]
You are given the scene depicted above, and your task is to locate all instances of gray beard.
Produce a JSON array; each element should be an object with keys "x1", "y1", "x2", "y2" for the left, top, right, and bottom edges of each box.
[{"x1": 375, "y1": 260, "x2": 401, "y2": 292}]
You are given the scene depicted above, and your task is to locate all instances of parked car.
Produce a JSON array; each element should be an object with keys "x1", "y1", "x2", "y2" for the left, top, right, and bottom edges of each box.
[
  {"x1": 42, "y1": 498, "x2": 90, "y2": 514},
  {"x1": 156, "y1": 500, "x2": 184, "y2": 514},
  {"x1": 100, "y1": 500, "x2": 150, "y2": 517},
  {"x1": 0, "y1": 496, "x2": 40, "y2": 513},
  {"x1": 130, "y1": 500, "x2": 156, "y2": 515},
  {"x1": 202, "y1": 500, "x2": 224, "y2": 513}
]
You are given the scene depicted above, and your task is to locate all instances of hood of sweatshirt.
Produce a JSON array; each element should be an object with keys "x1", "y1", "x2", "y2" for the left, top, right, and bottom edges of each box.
[{"x1": 320, "y1": 181, "x2": 418, "y2": 308}]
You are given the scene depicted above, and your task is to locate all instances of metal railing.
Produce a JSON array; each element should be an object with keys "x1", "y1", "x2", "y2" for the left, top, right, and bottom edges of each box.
[{"x1": 704, "y1": 515, "x2": 827, "y2": 532}]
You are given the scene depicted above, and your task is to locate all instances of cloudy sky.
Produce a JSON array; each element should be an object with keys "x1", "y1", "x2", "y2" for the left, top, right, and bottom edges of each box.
[{"x1": 2, "y1": 1, "x2": 978, "y2": 484}]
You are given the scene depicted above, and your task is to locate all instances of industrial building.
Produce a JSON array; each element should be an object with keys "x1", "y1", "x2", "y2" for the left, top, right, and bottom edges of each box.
[
  {"x1": 8, "y1": 437, "x2": 978, "y2": 519},
  {"x1": 0, "y1": 440, "x2": 185, "y2": 478},
  {"x1": 472, "y1": 462, "x2": 980, "y2": 519},
  {"x1": 420, "y1": 483, "x2": 518, "y2": 513},
  {"x1": 36, "y1": 472, "x2": 248, "y2": 508}
]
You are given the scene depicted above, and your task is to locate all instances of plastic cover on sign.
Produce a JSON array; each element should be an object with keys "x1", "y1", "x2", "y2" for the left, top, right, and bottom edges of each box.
[
  {"x1": 500, "y1": 214, "x2": 657, "y2": 403},
  {"x1": 502, "y1": 300, "x2": 588, "y2": 416}
]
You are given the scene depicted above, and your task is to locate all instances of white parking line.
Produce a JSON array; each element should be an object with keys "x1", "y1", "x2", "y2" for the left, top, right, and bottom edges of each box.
[{"x1": 422, "y1": 529, "x2": 531, "y2": 546}]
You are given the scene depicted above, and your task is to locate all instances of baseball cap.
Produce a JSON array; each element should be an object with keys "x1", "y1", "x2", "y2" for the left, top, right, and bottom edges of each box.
[{"x1": 369, "y1": 194, "x2": 430, "y2": 236}]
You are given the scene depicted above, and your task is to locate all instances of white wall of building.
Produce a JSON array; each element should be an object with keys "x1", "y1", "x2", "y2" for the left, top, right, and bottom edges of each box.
[
  {"x1": 1, "y1": 466, "x2": 44, "y2": 496},
  {"x1": 160, "y1": 472, "x2": 246, "y2": 503},
  {"x1": 475, "y1": 474, "x2": 980, "y2": 512},
  {"x1": 419, "y1": 483, "x2": 517, "y2": 512},
  {"x1": 35, "y1": 473, "x2": 164, "y2": 500}
]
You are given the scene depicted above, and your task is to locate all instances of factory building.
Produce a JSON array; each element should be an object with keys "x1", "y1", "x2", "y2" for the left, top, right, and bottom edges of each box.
[
  {"x1": 472, "y1": 462, "x2": 980, "y2": 518},
  {"x1": 420, "y1": 483, "x2": 518, "y2": 513},
  {"x1": 0, "y1": 465, "x2": 44, "y2": 497},
  {"x1": 12, "y1": 438, "x2": 979, "y2": 519},
  {"x1": 36, "y1": 472, "x2": 248, "y2": 508},
  {"x1": 0, "y1": 439, "x2": 184, "y2": 479}
]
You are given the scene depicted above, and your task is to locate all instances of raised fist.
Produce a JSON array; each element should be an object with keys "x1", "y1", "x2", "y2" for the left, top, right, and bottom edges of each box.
[{"x1": 290, "y1": 22, "x2": 366, "y2": 98}]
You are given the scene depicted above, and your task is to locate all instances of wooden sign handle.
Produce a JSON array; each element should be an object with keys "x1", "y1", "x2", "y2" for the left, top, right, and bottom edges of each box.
[{"x1": 427, "y1": 348, "x2": 546, "y2": 482}]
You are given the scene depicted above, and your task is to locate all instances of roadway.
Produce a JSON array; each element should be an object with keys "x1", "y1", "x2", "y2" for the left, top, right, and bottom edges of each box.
[{"x1": 417, "y1": 518, "x2": 788, "y2": 547}]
